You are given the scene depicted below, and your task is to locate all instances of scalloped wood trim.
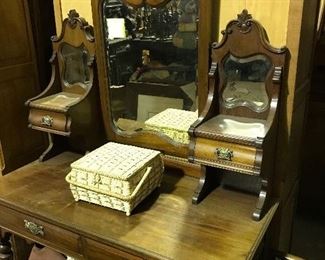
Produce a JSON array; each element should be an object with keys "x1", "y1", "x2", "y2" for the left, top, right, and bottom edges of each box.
[
  {"x1": 194, "y1": 130, "x2": 259, "y2": 147},
  {"x1": 194, "y1": 158, "x2": 260, "y2": 176}
]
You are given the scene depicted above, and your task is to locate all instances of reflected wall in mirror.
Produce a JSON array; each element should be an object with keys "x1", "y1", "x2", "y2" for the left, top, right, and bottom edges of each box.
[
  {"x1": 60, "y1": 42, "x2": 91, "y2": 87},
  {"x1": 222, "y1": 54, "x2": 272, "y2": 113},
  {"x1": 103, "y1": 0, "x2": 199, "y2": 138}
]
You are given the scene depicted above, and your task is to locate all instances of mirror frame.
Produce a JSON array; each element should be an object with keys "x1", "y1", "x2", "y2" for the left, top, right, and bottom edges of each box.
[{"x1": 91, "y1": 0, "x2": 215, "y2": 157}]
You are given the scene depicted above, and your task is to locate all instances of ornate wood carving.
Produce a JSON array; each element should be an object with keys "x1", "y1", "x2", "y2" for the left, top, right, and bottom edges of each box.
[
  {"x1": 237, "y1": 9, "x2": 253, "y2": 33},
  {"x1": 67, "y1": 9, "x2": 80, "y2": 25},
  {"x1": 51, "y1": 9, "x2": 94, "y2": 43}
]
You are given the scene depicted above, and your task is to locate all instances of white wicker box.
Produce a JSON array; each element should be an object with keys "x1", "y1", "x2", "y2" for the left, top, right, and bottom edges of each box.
[
  {"x1": 144, "y1": 108, "x2": 198, "y2": 144},
  {"x1": 65, "y1": 142, "x2": 164, "y2": 215}
]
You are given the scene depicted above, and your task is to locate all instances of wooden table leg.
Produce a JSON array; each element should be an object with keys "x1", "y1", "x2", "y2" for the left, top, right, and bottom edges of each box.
[
  {"x1": 252, "y1": 179, "x2": 269, "y2": 221},
  {"x1": 0, "y1": 231, "x2": 12, "y2": 260}
]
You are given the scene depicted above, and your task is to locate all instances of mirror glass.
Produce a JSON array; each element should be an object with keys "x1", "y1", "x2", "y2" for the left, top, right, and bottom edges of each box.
[
  {"x1": 103, "y1": 0, "x2": 199, "y2": 138},
  {"x1": 60, "y1": 42, "x2": 90, "y2": 87},
  {"x1": 222, "y1": 54, "x2": 272, "y2": 112}
]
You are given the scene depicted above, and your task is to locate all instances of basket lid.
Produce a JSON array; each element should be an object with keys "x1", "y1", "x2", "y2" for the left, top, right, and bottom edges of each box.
[
  {"x1": 145, "y1": 108, "x2": 198, "y2": 131},
  {"x1": 70, "y1": 142, "x2": 161, "y2": 180}
]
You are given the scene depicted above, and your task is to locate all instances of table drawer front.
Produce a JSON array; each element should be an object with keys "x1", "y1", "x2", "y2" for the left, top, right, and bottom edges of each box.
[
  {"x1": 84, "y1": 238, "x2": 143, "y2": 260},
  {"x1": 29, "y1": 109, "x2": 70, "y2": 134},
  {"x1": 194, "y1": 138, "x2": 260, "y2": 174},
  {"x1": 0, "y1": 204, "x2": 80, "y2": 255}
]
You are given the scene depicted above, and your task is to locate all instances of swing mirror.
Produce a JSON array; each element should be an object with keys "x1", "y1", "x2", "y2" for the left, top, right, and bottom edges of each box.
[{"x1": 92, "y1": 0, "x2": 213, "y2": 157}]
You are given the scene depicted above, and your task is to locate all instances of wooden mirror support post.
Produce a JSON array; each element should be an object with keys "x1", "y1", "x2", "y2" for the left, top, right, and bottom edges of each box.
[
  {"x1": 25, "y1": 10, "x2": 104, "y2": 161},
  {"x1": 0, "y1": 141, "x2": 5, "y2": 175},
  {"x1": 188, "y1": 10, "x2": 287, "y2": 221}
]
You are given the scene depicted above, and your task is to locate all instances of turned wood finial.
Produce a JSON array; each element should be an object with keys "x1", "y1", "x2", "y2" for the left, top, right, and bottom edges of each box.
[
  {"x1": 237, "y1": 9, "x2": 253, "y2": 33},
  {"x1": 66, "y1": 9, "x2": 90, "y2": 29},
  {"x1": 68, "y1": 9, "x2": 79, "y2": 23},
  {"x1": 50, "y1": 9, "x2": 94, "y2": 42}
]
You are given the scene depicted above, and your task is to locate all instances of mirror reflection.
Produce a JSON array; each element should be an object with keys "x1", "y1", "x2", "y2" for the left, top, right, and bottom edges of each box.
[
  {"x1": 222, "y1": 54, "x2": 272, "y2": 112},
  {"x1": 60, "y1": 42, "x2": 90, "y2": 87},
  {"x1": 103, "y1": 0, "x2": 198, "y2": 139}
]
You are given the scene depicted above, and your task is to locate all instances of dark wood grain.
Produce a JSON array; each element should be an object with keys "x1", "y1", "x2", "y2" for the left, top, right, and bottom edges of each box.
[
  {"x1": 0, "y1": 152, "x2": 278, "y2": 259},
  {"x1": 27, "y1": 0, "x2": 56, "y2": 91},
  {"x1": 271, "y1": 0, "x2": 320, "y2": 251},
  {"x1": 0, "y1": 0, "x2": 47, "y2": 174}
]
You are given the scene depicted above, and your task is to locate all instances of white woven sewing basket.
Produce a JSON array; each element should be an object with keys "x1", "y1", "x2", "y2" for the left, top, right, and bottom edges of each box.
[
  {"x1": 65, "y1": 142, "x2": 164, "y2": 216},
  {"x1": 144, "y1": 108, "x2": 198, "y2": 144}
]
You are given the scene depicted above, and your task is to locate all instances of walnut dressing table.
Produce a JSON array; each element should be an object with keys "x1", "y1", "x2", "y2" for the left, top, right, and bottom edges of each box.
[
  {"x1": 0, "y1": 3, "x2": 280, "y2": 259},
  {"x1": 0, "y1": 152, "x2": 277, "y2": 259}
]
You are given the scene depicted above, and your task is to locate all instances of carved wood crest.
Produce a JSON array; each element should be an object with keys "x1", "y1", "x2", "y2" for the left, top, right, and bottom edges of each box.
[
  {"x1": 237, "y1": 9, "x2": 252, "y2": 33},
  {"x1": 66, "y1": 9, "x2": 90, "y2": 30},
  {"x1": 51, "y1": 9, "x2": 94, "y2": 43},
  {"x1": 67, "y1": 9, "x2": 81, "y2": 26}
]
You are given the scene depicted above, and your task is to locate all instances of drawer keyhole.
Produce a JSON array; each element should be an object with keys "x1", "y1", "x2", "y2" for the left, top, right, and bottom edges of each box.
[
  {"x1": 41, "y1": 115, "x2": 53, "y2": 127},
  {"x1": 24, "y1": 220, "x2": 44, "y2": 236},
  {"x1": 215, "y1": 148, "x2": 233, "y2": 161}
]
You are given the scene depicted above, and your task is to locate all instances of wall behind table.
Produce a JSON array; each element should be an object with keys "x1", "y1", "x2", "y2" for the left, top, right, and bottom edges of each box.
[
  {"x1": 217, "y1": 0, "x2": 290, "y2": 47},
  {"x1": 53, "y1": 0, "x2": 93, "y2": 34},
  {"x1": 54, "y1": 0, "x2": 290, "y2": 47}
]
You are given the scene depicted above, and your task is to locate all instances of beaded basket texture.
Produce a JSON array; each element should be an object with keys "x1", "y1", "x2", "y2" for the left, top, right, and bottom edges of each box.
[
  {"x1": 66, "y1": 142, "x2": 164, "y2": 215},
  {"x1": 144, "y1": 108, "x2": 198, "y2": 144}
]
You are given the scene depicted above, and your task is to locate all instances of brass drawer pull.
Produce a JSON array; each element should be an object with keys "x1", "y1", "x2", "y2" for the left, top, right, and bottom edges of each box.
[
  {"x1": 41, "y1": 115, "x2": 53, "y2": 127},
  {"x1": 24, "y1": 220, "x2": 44, "y2": 236},
  {"x1": 215, "y1": 147, "x2": 233, "y2": 161}
]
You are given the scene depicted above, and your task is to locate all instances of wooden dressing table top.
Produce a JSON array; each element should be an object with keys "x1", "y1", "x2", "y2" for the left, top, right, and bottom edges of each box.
[{"x1": 0, "y1": 152, "x2": 278, "y2": 259}]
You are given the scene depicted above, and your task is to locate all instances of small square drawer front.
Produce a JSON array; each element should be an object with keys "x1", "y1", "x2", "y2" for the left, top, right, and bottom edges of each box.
[
  {"x1": 0, "y1": 204, "x2": 81, "y2": 257},
  {"x1": 28, "y1": 108, "x2": 71, "y2": 135},
  {"x1": 84, "y1": 238, "x2": 143, "y2": 260},
  {"x1": 194, "y1": 137, "x2": 261, "y2": 175}
]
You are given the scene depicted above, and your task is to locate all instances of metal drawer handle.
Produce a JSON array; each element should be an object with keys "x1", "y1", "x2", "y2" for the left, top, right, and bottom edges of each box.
[
  {"x1": 41, "y1": 115, "x2": 53, "y2": 127},
  {"x1": 215, "y1": 147, "x2": 233, "y2": 161},
  {"x1": 24, "y1": 220, "x2": 44, "y2": 236}
]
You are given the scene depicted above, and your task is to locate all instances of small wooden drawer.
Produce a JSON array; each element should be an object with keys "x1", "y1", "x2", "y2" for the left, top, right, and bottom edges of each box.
[
  {"x1": 84, "y1": 238, "x2": 143, "y2": 260},
  {"x1": 28, "y1": 108, "x2": 71, "y2": 136},
  {"x1": 194, "y1": 137, "x2": 261, "y2": 175},
  {"x1": 0, "y1": 204, "x2": 81, "y2": 257}
]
